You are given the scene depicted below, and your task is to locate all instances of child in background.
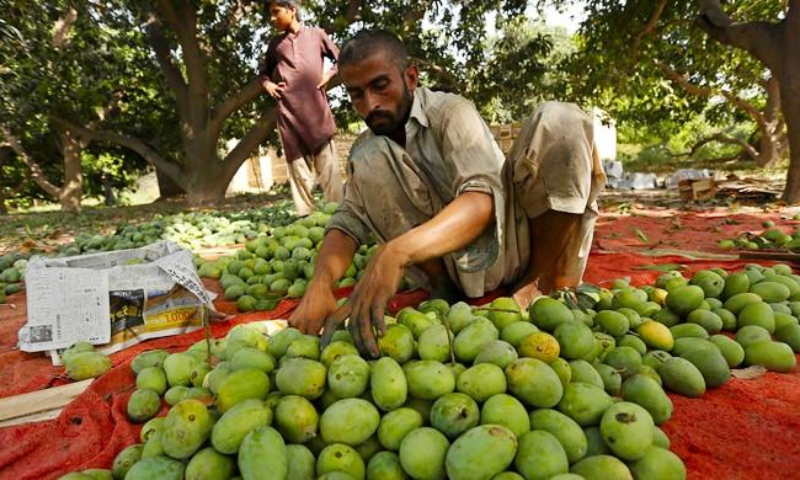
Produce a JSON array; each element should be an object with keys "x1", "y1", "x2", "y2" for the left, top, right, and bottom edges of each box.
[{"x1": 260, "y1": 0, "x2": 344, "y2": 216}]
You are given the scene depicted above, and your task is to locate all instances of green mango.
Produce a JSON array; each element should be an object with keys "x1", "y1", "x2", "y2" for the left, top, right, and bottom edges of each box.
[
  {"x1": 657, "y1": 357, "x2": 706, "y2": 398},
  {"x1": 320, "y1": 398, "x2": 380, "y2": 446},
  {"x1": 456, "y1": 363, "x2": 507, "y2": 402},
  {"x1": 570, "y1": 455, "x2": 633, "y2": 480},
  {"x1": 404, "y1": 360, "x2": 455, "y2": 400},
  {"x1": 65, "y1": 352, "x2": 111, "y2": 381},
  {"x1": 398, "y1": 427, "x2": 449, "y2": 480},
  {"x1": 744, "y1": 340, "x2": 798, "y2": 372},
  {"x1": 211, "y1": 398, "x2": 273, "y2": 454},
  {"x1": 445, "y1": 424, "x2": 518, "y2": 479},
  {"x1": 417, "y1": 324, "x2": 452, "y2": 363},
  {"x1": 473, "y1": 340, "x2": 518, "y2": 369},
  {"x1": 276, "y1": 358, "x2": 327, "y2": 399},
  {"x1": 681, "y1": 348, "x2": 731, "y2": 388},
  {"x1": 378, "y1": 408, "x2": 425, "y2": 451},
  {"x1": 238, "y1": 426, "x2": 288, "y2": 480},
  {"x1": 453, "y1": 318, "x2": 499, "y2": 363},
  {"x1": 317, "y1": 444, "x2": 365, "y2": 480},
  {"x1": 621, "y1": 374, "x2": 673, "y2": 425},
  {"x1": 321, "y1": 341, "x2": 360, "y2": 368},
  {"x1": 514, "y1": 430, "x2": 569, "y2": 480},
  {"x1": 505, "y1": 358, "x2": 563, "y2": 408},
  {"x1": 630, "y1": 447, "x2": 687, "y2": 480},
  {"x1": 366, "y1": 451, "x2": 407, "y2": 480},
  {"x1": 328, "y1": 354, "x2": 370, "y2": 399},
  {"x1": 480, "y1": 394, "x2": 530, "y2": 438},
  {"x1": 161, "y1": 399, "x2": 212, "y2": 459},
  {"x1": 216, "y1": 368, "x2": 270, "y2": 412},
  {"x1": 111, "y1": 444, "x2": 143, "y2": 479},
  {"x1": 529, "y1": 409, "x2": 587, "y2": 464},
  {"x1": 124, "y1": 456, "x2": 184, "y2": 480},
  {"x1": 286, "y1": 444, "x2": 316, "y2": 480},
  {"x1": 377, "y1": 324, "x2": 416, "y2": 364},
  {"x1": 600, "y1": 402, "x2": 654, "y2": 461},
  {"x1": 185, "y1": 447, "x2": 236, "y2": 480},
  {"x1": 126, "y1": 389, "x2": 161, "y2": 423},
  {"x1": 429, "y1": 393, "x2": 480, "y2": 439},
  {"x1": 529, "y1": 297, "x2": 574, "y2": 332},
  {"x1": 557, "y1": 382, "x2": 613, "y2": 427},
  {"x1": 370, "y1": 357, "x2": 407, "y2": 411},
  {"x1": 275, "y1": 395, "x2": 319, "y2": 444}
]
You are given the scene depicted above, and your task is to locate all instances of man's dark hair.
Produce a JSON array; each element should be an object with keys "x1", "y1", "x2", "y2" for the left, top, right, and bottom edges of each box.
[
  {"x1": 339, "y1": 29, "x2": 409, "y2": 71},
  {"x1": 268, "y1": 0, "x2": 302, "y2": 19}
]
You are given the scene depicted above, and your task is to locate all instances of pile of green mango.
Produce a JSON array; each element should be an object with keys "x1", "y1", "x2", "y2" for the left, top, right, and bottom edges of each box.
[
  {"x1": 59, "y1": 199, "x2": 302, "y2": 257},
  {"x1": 0, "y1": 253, "x2": 27, "y2": 304},
  {"x1": 195, "y1": 203, "x2": 385, "y2": 313},
  {"x1": 718, "y1": 219, "x2": 800, "y2": 251},
  {"x1": 58, "y1": 261, "x2": 800, "y2": 480}
]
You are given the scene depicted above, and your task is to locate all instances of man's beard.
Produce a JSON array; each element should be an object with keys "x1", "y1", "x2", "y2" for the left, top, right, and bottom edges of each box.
[{"x1": 365, "y1": 83, "x2": 413, "y2": 136}]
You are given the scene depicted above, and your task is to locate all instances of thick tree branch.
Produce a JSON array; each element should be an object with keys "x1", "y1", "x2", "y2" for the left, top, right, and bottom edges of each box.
[
  {"x1": 673, "y1": 132, "x2": 758, "y2": 161},
  {"x1": 0, "y1": 125, "x2": 61, "y2": 197},
  {"x1": 210, "y1": 78, "x2": 267, "y2": 140},
  {"x1": 656, "y1": 61, "x2": 771, "y2": 136},
  {"x1": 221, "y1": 109, "x2": 278, "y2": 182},
  {"x1": 144, "y1": 12, "x2": 189, "y2": 116},
  {"x1": 50, "y1": 117, "x2": 187, "y2": 189},
  {"x1": 696, "y1": 0, "x2": 782, "y2": 71},
  {"x1": 632, "y1": 0, "x2": 668, "y2": 63},
  {"x1": 156, "y1": 0, "x2": 209, "y2": 130}
]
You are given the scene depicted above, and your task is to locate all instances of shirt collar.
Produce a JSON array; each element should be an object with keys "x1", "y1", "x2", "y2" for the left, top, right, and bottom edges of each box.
[{"x1": 408, "y1": 87, "x2": 430, "y2": 129}]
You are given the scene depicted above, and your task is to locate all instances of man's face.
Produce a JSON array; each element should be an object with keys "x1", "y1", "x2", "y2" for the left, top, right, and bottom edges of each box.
[
  {"x1": 268, "y1": 3, "x2": 295, "y2": 31},
  {"x1": 341, "y1": 53, "x2": 418, "y2": 136}
]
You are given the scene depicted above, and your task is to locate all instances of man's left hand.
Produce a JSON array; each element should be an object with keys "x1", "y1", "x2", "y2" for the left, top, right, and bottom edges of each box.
[{"x1": 321, "y1": 243, "x2": 406, "y2": 357}]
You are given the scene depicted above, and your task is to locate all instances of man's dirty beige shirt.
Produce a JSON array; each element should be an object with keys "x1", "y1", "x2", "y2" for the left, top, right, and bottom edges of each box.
[{"x1": 327, "y1": 87, "x2": 529, "y2": 297}]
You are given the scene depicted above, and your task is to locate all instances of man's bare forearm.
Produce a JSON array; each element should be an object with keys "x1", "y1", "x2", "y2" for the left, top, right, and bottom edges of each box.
[
  {"x1": 311, "y1": 229, "x2": 359, "y2": 288},
  {"x1": 388, "y1": 191, "x2": 495, "y2": 268}
]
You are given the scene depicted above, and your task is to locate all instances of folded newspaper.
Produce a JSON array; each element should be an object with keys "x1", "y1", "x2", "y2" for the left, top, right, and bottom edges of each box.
[{"x1": 17, "y1": 241, "x2": 217, "y2": 364}]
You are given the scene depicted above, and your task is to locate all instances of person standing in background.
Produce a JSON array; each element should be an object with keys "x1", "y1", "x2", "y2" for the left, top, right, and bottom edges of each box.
[{"x1": 259, "y1": 0, "x2": 344, "y2": 216}]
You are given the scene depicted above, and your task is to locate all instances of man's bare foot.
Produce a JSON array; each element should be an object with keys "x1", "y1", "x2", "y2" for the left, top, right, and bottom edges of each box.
[{"x1": 512, "y1": 279, "x2": 543, "y2": 309}]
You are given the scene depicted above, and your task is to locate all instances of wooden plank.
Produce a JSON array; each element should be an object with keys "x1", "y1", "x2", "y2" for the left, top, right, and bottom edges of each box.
[
  {"x1": 0, "y1": 409, "x2": 61, "y2": 429},
  {"x1": 0, "y1": 379, "x2": 92, "y2": 426}
]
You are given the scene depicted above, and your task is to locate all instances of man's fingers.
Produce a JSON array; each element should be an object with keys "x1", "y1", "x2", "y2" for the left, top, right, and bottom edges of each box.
[
  {"x1": 371, "y1": 302, "x2": 387, "y2": 337},
  {"x1": 320, "y1": 303, "x2": 351, "y2": 348},
  {"x1": 348, "y1": 298, "x2": 367, "y2": 355},
  {"x1": 360, "y1": 303, "x2": 383, "y2": 357}
]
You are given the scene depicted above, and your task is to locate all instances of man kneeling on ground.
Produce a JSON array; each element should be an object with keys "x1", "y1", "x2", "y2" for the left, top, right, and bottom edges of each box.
[{"x1": 289, "y1": 30, "x2": 606, "y2": 356}]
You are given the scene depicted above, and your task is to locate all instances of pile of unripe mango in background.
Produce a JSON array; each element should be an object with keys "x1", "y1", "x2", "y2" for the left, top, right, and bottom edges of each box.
[
  {"x1": 0, "y1": 254, "x2": 27, "y2": 304},
  {"x1": 194, "y1": 205, "x2": 385, "y2": 312},
  {"x1": 58, "y1": 261, "x2": 800, "y2": 480},
  {"x1": 719, "y1": 218, "x2": 800, "y2": 251}
]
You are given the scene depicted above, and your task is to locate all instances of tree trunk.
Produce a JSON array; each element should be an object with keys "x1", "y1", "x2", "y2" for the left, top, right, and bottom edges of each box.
[
  {"x1": 183, "y1": 140, "x2": 230, "y2": 205},
  {"x1": 57, "y1": 128, "x2": 84, "y2": 212},
  {"x1": 156, "y1": 168, "x2": 186, "y2": 200},
  {"x1": 780, "y1": 79, "x2": 800, "y2": 203}
]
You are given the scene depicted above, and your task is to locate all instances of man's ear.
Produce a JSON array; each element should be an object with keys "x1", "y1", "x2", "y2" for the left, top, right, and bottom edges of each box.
[{"x1": 404, "y1": 63, "x2": 420, "y2": 91}]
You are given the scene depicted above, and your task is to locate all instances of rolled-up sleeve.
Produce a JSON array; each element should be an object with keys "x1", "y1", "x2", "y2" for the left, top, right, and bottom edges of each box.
[{"x1": 440, "y1": 101, "x2": 506, "y2": 273}]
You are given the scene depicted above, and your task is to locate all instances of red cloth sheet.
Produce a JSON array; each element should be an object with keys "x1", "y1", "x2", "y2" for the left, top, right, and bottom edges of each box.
[{"x1": 1, "y1": 211, "x2": 799, "y2": 479}]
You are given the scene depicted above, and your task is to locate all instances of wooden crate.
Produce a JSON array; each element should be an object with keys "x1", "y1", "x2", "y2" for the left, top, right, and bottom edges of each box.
[{"x1": 679, "y1": 178, "x2": 717, "y2": 201}]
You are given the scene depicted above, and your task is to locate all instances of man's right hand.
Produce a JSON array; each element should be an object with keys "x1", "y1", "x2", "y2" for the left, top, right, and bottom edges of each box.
[
  {"x1": 262, "y1": 79, "x2": 286, "y2": 100},
  {"x1": 288, "y1": 281, "x2": 339, "y2": 335}
]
